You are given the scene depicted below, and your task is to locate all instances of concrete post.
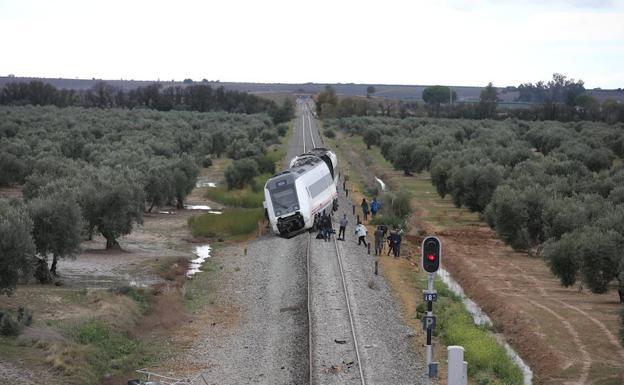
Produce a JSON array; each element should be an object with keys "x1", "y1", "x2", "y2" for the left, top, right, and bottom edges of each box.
[{"x1": 447, "y1": 346, "x2": 465, "y2": 385}]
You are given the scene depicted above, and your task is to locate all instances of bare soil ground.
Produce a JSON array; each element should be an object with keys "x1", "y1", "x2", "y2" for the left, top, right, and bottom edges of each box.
[{"x1": 331, "y1": 133, "x2": 624, "y2": 385}]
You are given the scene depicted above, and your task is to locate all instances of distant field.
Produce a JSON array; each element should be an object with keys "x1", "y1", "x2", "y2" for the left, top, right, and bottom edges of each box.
[{"x1": 3, "y1": 76, "x2": 623, "y2": 103}]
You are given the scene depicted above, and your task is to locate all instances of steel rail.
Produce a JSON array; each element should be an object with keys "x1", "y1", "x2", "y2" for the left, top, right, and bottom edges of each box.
[
  {"x1": 306, "y1": 233, "x2": 314, "y2": 385},
  {"x1": 332, "y1": 223, "x2": 366, "y2": 385}
]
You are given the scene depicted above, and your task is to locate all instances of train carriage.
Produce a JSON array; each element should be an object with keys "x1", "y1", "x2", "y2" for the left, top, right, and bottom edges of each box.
[{"x1": 264, "y1": 148, "x2": 338, "y2": 237}]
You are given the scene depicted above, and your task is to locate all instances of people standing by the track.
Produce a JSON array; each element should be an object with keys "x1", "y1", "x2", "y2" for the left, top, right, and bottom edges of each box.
[
  {"x1": 338, "y1": 213, "x2": 348, "y2": 241},
  {"x1": 355, "y1": 221, "x2": 368, "y2": 247},
  {"x1": 391, "y1": 227, "x2": 403, "y2": 258},
  {"x1": 374, "y1": 226, "x2": 384, "y2": 255},
  {"x1": 371, "y1": 197, "x2": 381, "y2": 218},
  {"x1": 321, "y1": 212, "x2": 332, "y2": 242},
  {"x1": 361, "y1": 198, "x2": 369, "y2": 221},
  {"x1": 387, "y1": 229, "x2": 396, "y2": 256}
]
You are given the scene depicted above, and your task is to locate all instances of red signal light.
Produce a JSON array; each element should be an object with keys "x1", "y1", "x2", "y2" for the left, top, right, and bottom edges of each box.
[{"x1": 422, "y1": 236, "x2": 441, "y2": 273}]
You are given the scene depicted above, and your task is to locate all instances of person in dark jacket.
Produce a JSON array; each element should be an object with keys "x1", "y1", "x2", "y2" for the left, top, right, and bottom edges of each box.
[
  {"x1": 392, "y1": 228, "x2": 402, "y2": 258},
  {"x1": 387, "y1": 229, "x2": 395, "y2": 256},
  {"x1": 374, "y1": 226, "x2": 384, "y2": 256},
  {"x1": 361, "y1": 198, "x2": 369, "y2": 221},
  {"x1": 321, "y1": 213, "x2": 332, "y2": 242}
]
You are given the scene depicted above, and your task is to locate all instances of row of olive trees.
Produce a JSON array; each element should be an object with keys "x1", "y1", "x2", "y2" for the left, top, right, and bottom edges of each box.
[{"x1": 327, "y1": 116, "x2": 624, "y2": 302}]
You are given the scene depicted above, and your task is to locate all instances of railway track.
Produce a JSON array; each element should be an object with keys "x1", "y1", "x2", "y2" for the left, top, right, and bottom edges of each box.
[
  {"x1": 301, "y1": 98, "x2": 365, "y2": 385},
  {"x1": 306, "y1": 228, "x2": 367, "y2": 385}
]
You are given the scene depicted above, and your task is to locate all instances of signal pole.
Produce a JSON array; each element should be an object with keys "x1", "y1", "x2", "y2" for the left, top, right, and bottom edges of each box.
[{"x1": 422, "y1": 236, "x2": 441, "y2": 378}]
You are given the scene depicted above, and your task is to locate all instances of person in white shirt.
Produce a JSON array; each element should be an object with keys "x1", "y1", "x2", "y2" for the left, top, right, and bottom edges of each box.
[{"x1": 355, "y1": 222, "x2": 368, "y2": 247}]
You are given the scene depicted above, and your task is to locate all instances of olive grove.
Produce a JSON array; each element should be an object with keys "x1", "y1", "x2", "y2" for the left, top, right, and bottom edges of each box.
[
  {"x1": 326, "y1": 116, "x2": 624, "y2": 302},
  {"x1": 0, "y1": 105, "x2": 288, "y2": 287}
]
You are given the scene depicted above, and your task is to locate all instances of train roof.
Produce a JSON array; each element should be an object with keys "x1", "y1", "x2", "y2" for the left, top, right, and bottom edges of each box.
[{"x1": 290, "y1": 155, "x2": 325, "y2": 178}]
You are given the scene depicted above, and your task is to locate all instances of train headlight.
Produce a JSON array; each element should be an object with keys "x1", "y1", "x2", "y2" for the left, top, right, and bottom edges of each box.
[
  {"x1": 293, "y1": 205, "x2": 299, "y2": 210},
  {"x1": 276, "y1": 210, "x2": 281, "y2": 216}
]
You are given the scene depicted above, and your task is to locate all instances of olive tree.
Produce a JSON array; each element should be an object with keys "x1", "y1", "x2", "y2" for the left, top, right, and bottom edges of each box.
[
  {"x1": 79, "y1": 167, "x2": 144, "y2": 249},
  {"x1": 0, "y1": 200, "x2": 35, "y2": 294},
  {"x1": 545, "y1": 227, "x2": 622, "y2": 295},
  {"x1": 28, "y1": 191, "x2": 83, "y2": 275},
  {"x1": 225, "y1": 158, "x2": 259, "y2": 190},
  {"x1": 362, "y1": 128, "x2": 380, "y2": 150}
]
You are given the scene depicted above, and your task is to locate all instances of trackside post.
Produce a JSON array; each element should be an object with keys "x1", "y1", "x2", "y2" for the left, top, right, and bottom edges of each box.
[{"x1": 421, "y1": 236, "x2": 441, "y2": 378}]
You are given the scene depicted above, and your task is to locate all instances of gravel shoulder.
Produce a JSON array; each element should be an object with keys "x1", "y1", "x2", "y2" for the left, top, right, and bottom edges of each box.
[{"x1": 162, "y1": 235, "x2": 309, "y2": 385}]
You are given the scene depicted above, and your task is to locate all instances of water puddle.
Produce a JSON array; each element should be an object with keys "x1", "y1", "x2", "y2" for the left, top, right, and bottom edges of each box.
[
  {"x1": 374, "y1": 177, "x2": 386, "y2": 191},
  {"x1": 187, "y1": 245, "x2": 212, "y2": 278},
  {"x1": 196, "y1": 178, "x2": 217, "y2": 188},
  {"x1": 184, "y1": 204, "x2": 212, "y2": 210},
  {"x1": 438, "y1": 268, "x2": 533, "y2": 385}
]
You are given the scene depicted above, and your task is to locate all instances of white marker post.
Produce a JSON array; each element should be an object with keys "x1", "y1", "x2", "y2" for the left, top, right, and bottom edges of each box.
[{"x1": 447, "y1": 346, "x2": 468, "y2": 385}]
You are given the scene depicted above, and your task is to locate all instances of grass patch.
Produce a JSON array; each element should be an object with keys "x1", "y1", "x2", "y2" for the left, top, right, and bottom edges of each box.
[
  {"x1": 64, "y1": 319, "x2": 150, "y2": 384},
  {"x1": 189, "y1": 208, "x2": 264, "y2": 237},
  {"x1": 205, "y1": 173, "x2": 271, "y2": 208},
  {"x1": 413, "y1": 273, "x2": 523, "y2": 385},
  {"x1": 205, "y1": 185, "x2": 263, "y2": 208},
  {"x1": 183, "y1": 259, "x2": 218, "y2": 313}
]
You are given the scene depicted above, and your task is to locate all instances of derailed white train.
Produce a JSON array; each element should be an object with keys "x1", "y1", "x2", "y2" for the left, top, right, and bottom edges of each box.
[{"x1": 264, "y1": 148, "x2": 338, "y2": 237}]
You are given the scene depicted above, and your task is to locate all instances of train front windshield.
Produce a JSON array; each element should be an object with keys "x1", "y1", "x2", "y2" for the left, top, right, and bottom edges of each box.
[{"x1": 269, "y1": 186, "x2": 299, "y2": 216}]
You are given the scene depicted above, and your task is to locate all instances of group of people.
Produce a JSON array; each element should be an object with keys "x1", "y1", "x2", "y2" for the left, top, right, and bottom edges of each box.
[
  {"x1": 315, "y1": 212, "x2": 334, "y2": 242},
  {"x1": 371, "y1": 225, "x2": 403, "y2": 257},
  {"x1": 360, "y1": 197, "x2": 381, "y2": 221},
  {"x1": 316, "y1": 195, "x2": 402, "y2": 259}
]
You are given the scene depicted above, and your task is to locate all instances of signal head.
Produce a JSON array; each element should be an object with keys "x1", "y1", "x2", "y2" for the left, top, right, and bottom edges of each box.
[{"x1": 422, "y1": 236, "x2": 441, "y2": 273}]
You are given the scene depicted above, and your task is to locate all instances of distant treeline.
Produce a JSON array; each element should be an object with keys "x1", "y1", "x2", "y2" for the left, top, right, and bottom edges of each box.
[
  {"x1": 0, "y1": 80, "x2": 295, "y2": 124},
  {"x1": 316, "y1": 74, "x2": 624, "y2": 124}
]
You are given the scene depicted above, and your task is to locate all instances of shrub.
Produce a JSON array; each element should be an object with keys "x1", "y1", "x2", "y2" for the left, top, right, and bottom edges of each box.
[
  {"x1": 254, "y1": 154, "x2": 276, "y2": 175},
  {"x1": 0, "y1": 313, "x2": 22, "y2": 336},
  {"x1": 277, "y1": 123, "x2": 288, "y2": 137},
  {"x1": 385, "y1": 191, "x2": 412, "y2": 220},
  {"x1": 324, "y1": 128, "x2": 336, "y2": 138},
  {"x1": 225, "y1": 158, "x2": 259, "y2": 190},
  {"x1": 201, "y1": 157, "x2": 213, "y2": 168},
  {"x1": 17, "y1": 306, "x2": 33, "y2": 326},
  {"x1": 370, "y1": 214, "x2": 404, "y2": 229}
]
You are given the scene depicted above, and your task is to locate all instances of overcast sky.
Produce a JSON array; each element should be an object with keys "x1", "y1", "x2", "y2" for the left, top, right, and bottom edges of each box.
[{"x1": 1, "y1": 0, "x2": 623, "y2": 88}]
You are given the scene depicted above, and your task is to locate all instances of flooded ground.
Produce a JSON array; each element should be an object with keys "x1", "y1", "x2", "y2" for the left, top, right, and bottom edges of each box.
[
  {"x1": 187, "y1": 245, "x2": 212, "y2": 278},
  {"x1": 57, "y1": 170, "x2": 223, "y2": 289}
]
